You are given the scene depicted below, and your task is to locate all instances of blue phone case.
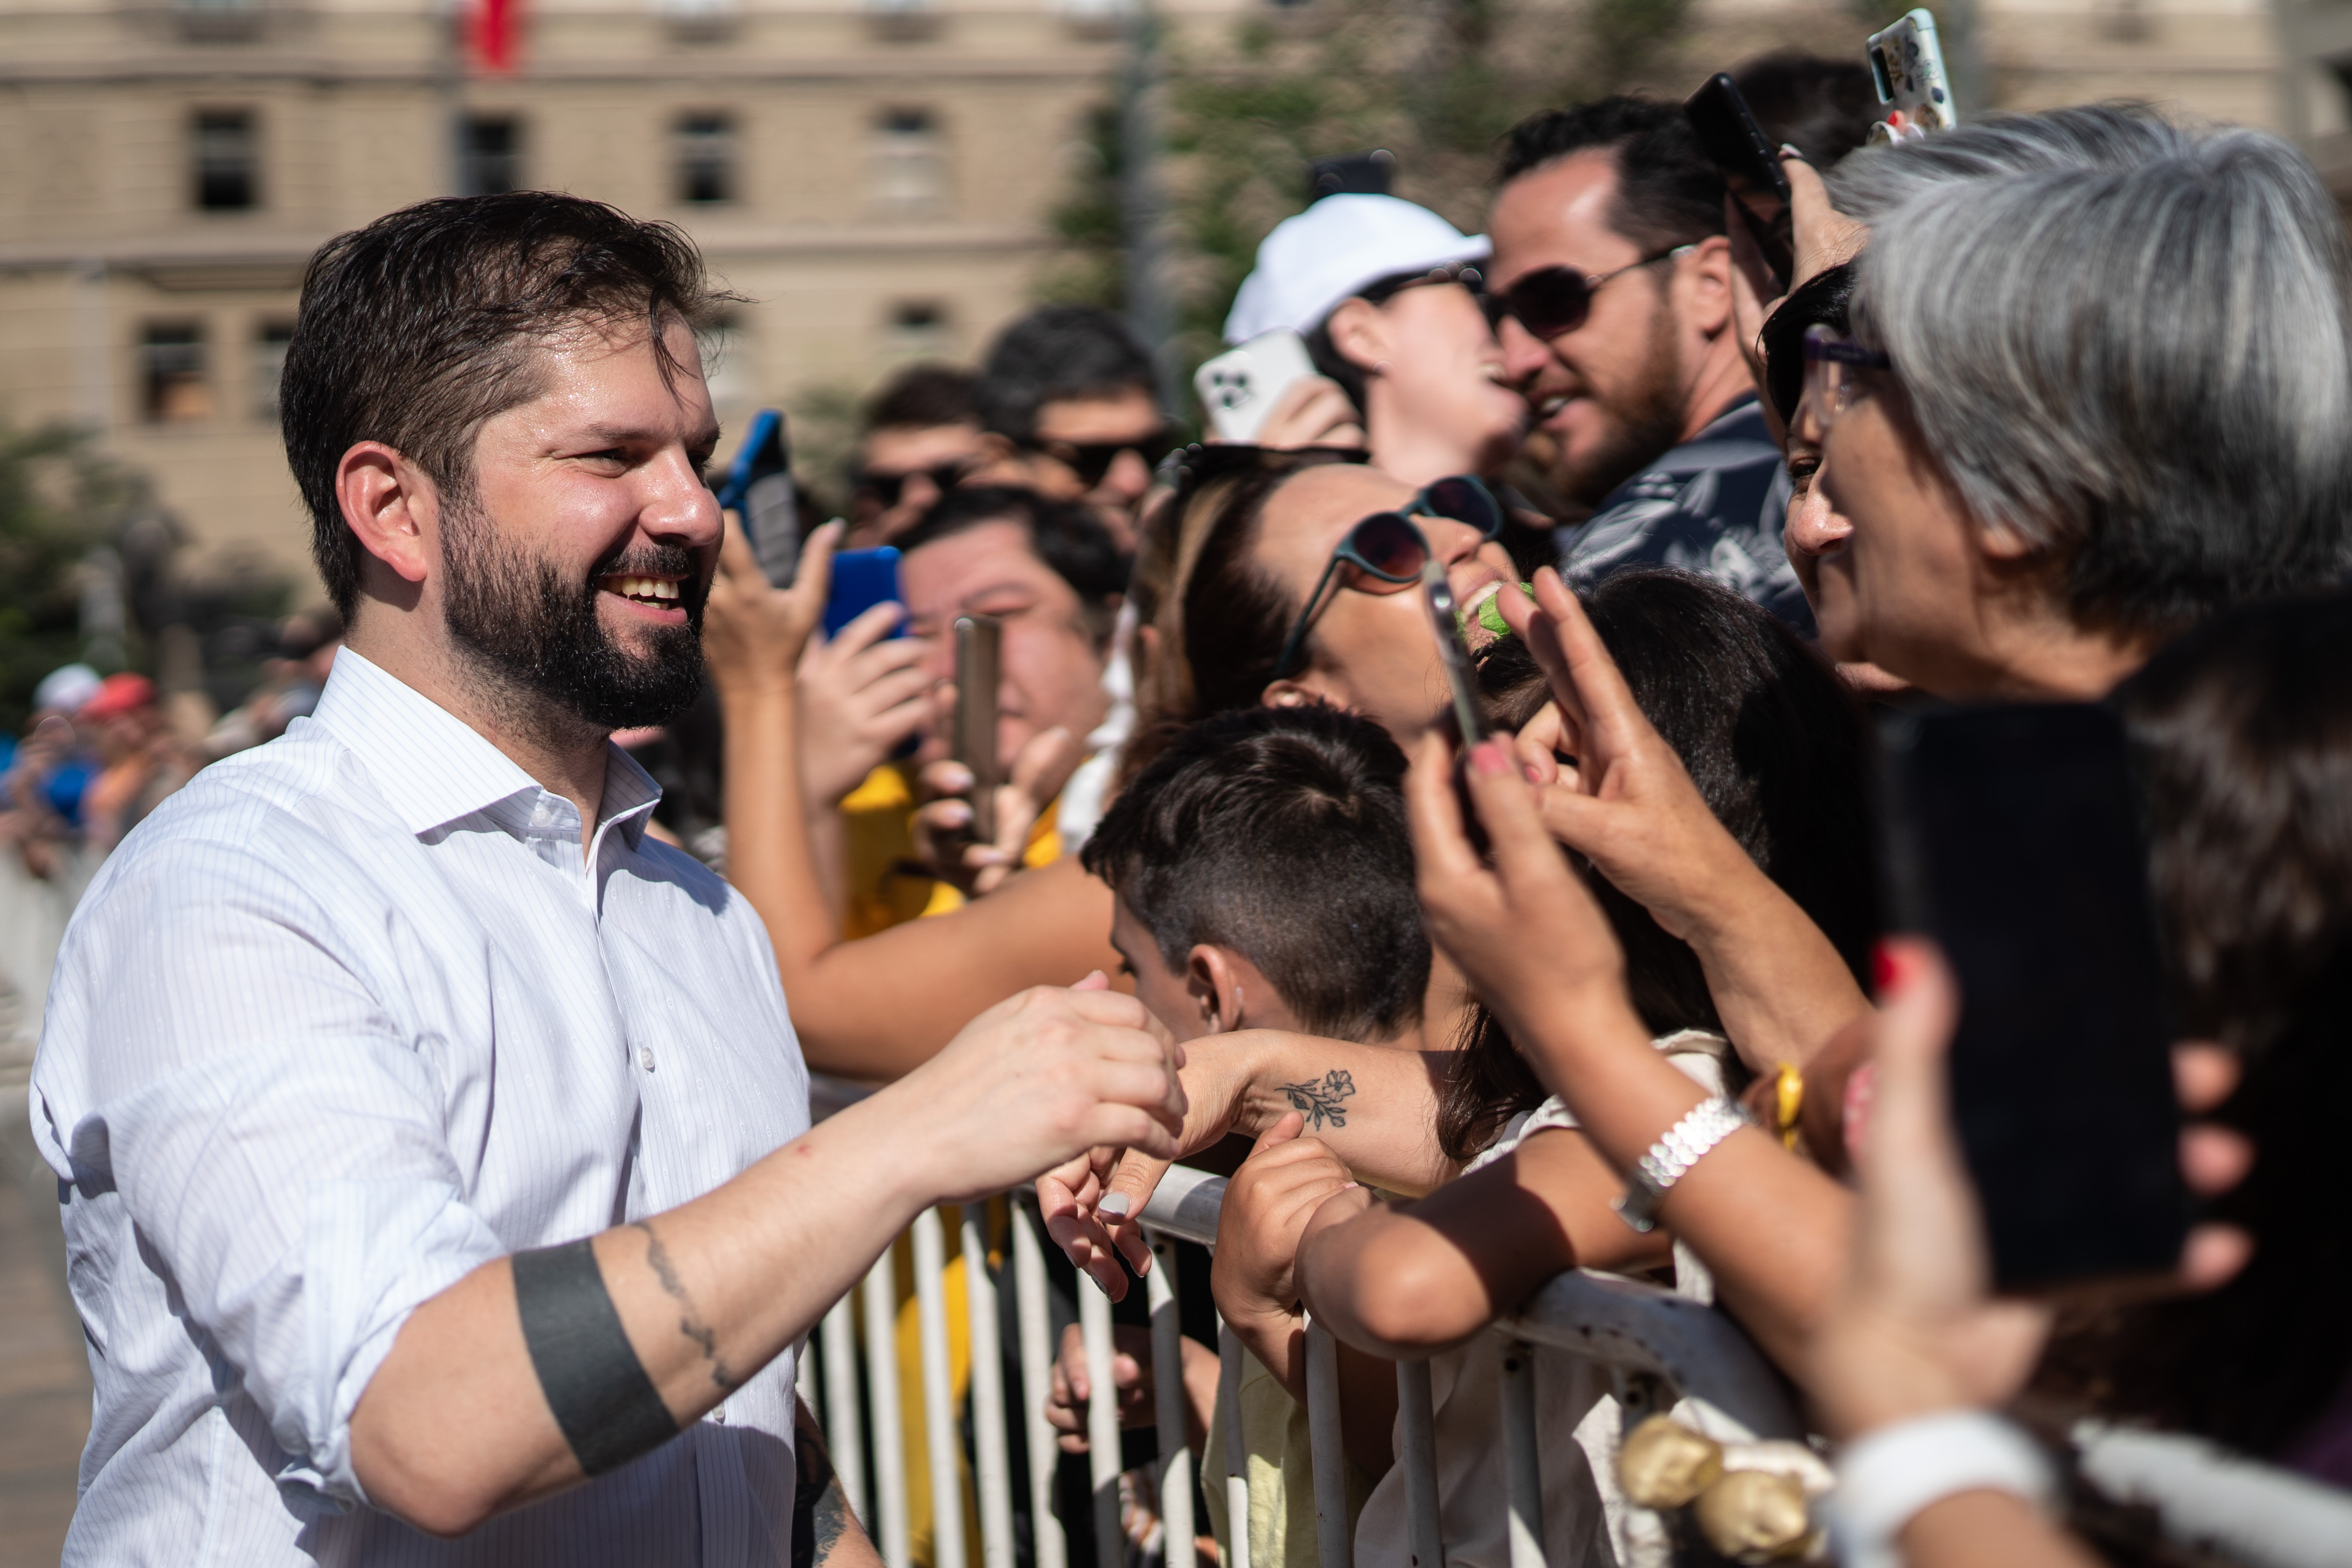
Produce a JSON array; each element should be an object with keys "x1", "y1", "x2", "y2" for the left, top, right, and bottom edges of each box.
[{"x1": 823, "y1": 548, "x2": 905, "y2": 641}]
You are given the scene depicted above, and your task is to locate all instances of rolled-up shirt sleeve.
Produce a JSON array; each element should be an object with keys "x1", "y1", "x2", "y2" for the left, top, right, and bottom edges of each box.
[{"x1": 47, "y1": 829, "x2": 506, "y2": 1511}]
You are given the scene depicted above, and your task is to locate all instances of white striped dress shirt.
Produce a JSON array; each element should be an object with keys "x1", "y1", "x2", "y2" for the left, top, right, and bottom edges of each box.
[{"x1": 30, "y1": 648, "x2": 813, "y2": 1566}]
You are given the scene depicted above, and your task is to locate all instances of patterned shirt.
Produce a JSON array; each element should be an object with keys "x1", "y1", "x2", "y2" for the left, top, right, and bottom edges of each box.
[
  {"x1": 31, "y1": 648, "x2": 811, "y2": 1566},
  {"x1": 1554, "y1": 398, "x2": 1816, "y2": 637}
]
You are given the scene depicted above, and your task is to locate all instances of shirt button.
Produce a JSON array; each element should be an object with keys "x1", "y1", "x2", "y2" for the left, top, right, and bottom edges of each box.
[
  {"x1": 637, "y1": 1046, "x2": 656, "y2": 1073},
  {"x1": 709, "y1": 1403, "x2": 727, "y2": 1425}
]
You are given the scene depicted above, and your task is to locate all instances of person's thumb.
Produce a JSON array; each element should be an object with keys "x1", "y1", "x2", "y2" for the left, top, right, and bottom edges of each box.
[
  {"x1": 1072, "y1": 969, "x2": 1111, "y2": 993},
  {"x1": 790, "y1": 517, "x2": 843, "y2": 606},
  {"x1": 1253, "y1": 1109, "x2": 1307, "y2": 1154}
]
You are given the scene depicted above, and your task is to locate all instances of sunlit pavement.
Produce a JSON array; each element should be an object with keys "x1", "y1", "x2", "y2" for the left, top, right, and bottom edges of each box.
[{"x1": 0, "y1": 1072, "x2": 85, "y2": 1565}]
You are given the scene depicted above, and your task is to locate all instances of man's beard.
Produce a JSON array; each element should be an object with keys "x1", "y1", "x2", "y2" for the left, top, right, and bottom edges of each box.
[
  {"x1": 1555, "y1": 289, "x2": 1689, "y2": 509},
  {"x1": 440, "y1": 498, "x2": 710, "y2": 734}
]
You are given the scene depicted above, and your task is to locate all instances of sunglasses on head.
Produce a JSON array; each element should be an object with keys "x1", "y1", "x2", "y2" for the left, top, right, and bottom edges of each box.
[
  {"x1": 1026, "y1": 427, "x2": 1181, "y2": 490},
  {"x1": 1481, "y1": 244, "x2": 1692, "y2": 340},
  {"x1": 852, "y1": 460, "x2": 969, "y2": 511},
  {"x1": 1273, "y1": 475, "x2": 1505, "y2": 679}
]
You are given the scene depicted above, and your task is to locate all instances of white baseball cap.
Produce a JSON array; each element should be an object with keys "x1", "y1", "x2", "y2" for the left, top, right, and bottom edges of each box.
[
  {"x1": 1223, "y1": 194, "x2": 1490, "y2": 346},
  {"x1": 33, "y1": 663, "x2": 102, "y2": 716}
]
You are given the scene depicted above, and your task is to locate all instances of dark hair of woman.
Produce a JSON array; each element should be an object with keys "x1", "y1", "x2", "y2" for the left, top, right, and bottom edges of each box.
[
  {"x1": 1122, "y1": 447, "x2": 1366, "y2": 785},
  {"x1": 2031, "y1": 592, "x2": 2352, "y2": 1489},
  {"x1": 1435, "y1": 570, "x2": 1880, "y2": 1162}
]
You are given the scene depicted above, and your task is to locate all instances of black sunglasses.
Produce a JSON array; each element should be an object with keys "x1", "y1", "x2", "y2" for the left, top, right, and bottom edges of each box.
[
  {"x1": 1026, "y1": 427, "x2": 1181, "y2": 489},
  {"x1": 852, "y1": 459, "x2": 969, "y2": 511},
  {"x1": 1274, "y1": 475, "x2": 1505, "y2": 678},
  {"x1": 1482, "y1": 245, "x2": 1692, "y2": 340}
]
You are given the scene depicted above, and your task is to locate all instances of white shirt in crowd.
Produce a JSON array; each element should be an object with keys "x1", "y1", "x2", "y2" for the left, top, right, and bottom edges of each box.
[
  {"x1": 1354, "y1": 1030, "x2": 1733, "y2": 1568},
  {"x1": 30, "y1": 648, "x2": 813, "y2": 1566}
]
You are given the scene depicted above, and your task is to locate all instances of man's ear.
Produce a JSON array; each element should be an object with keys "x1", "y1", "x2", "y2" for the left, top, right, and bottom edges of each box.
[
  {"x1": 1680, "y1": 234, "x2": 1736, "y2": 338},
  {"x1": 1260, "y1": 678, "x2": 1331, "y2": 711},
  {"x1": 1323, "y1": 297, "x2": 1387, "y2": 374},
  {"x1": 1186, "y1": 944, "x2": 1248, "y2": 1033},
  {"x1": 335, "y1": 441, "x2": 438, "y2": 594}
]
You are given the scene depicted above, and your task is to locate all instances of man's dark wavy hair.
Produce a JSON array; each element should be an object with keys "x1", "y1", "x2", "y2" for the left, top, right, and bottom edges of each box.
[
  {"x1": 1496, "y1": 96, "x2": 1726, "y2": 252},
  {"x1": 281, "y1": 192, "x2": 738, "y2": 618}
]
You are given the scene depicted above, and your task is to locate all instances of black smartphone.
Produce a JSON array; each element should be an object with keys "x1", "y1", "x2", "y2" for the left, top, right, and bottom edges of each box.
[
  {"x1": 1878, "y1": 703, "x2": 2187, "y2": 1293},
  {"x1": 822, "y1": 547, "x2": 904, "y2": 642},
  {"x1": 953, "y1": 614, "x2": 1002, "y2": 846},
  {"x1": 1307, "y1": 149, "x2": 1396, "y2": 204},
  {"x1": 1683, "y1": 74, "x2": 1796, "y2": 294},
  {"x1": 1421, "y1": 562, "x2": 1490, "y2": 751}
]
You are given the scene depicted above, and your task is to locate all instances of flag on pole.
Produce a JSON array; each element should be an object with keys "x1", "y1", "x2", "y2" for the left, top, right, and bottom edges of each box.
[{"x1": 468, "y1": 0, "x2": 522, "y2": 74}]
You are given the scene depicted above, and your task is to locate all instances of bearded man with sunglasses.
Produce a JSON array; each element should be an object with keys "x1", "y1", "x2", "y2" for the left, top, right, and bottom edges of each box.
[{"x1": 1487, "y1": 97, "x2": 1815, "y2": 635}]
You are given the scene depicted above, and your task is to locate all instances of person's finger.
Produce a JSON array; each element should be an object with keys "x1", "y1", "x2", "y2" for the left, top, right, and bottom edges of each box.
[
  {"x1": 921, "y1": 759, "x2": 976, "y2": 800},
  {"x1": 1458, "y1": 736, "x2": 1572, "y2": 892},
  {"x1": 1495, "y1": 574, "x2": 1592, "y2": 741},
  {"x1": 790, "y1": 518, "x2": 843, "y2": 604},
  {"x1": 2179, "y1": 1222, "x2": 2255, "y2": 1292},
  {"x1": 1404, "y1": 730, "x2": 1487, "y2": 887},
  {"x1": 1072, "y1": 969, "x2": 1109, "y2": 993},
  {"x1": 2172, "y1": 1043, "x2": 2241, "y2": 1116},
  {"x1": 920, "y1": 799, "x2": 974, "y2": 835},
  {"x1": 832, "y1": 598, "x2": 907, "y2": 656},
  {"x1": 1527, "y1": 568, "x2": 1653, "y2": 775},
  {"x1": 1251, "y1": 1109, "x2": 1307, "y2": 1155},
  {"x1": 1782, "y1": 151, "x2": 1869, "y2": 289},
  {"x1": 2180, "y1": 1124, "x2": 2254, "y2": 1197}
]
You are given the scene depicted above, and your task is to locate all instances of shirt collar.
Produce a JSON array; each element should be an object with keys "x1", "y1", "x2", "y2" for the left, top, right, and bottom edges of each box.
[{"x1": 308, "y1": 648, "x2": 663, "y2": 844}]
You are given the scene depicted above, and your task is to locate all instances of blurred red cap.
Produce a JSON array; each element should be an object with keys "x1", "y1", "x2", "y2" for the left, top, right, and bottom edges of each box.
[{"x1": 81, "y1": 672, "x2": 157, "y2": 721}]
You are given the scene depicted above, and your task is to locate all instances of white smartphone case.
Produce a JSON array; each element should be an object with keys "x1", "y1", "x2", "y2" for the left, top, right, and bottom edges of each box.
[{"x1": 1194, "y1": 329, "x2": 1319, "y2": 443}]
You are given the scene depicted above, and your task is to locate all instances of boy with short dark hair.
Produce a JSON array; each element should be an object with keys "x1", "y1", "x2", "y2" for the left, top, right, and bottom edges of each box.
[
  {"x1": 1080, "y1": 703, "x2": 1426, "y2": 1045},
  {"x1": 1068, "y1": 702, "x2": 1426, "y2": 1566}
]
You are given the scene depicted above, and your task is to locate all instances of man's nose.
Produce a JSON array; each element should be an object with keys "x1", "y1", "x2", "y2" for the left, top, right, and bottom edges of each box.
[
  {"x1": 1100, "y1": 448, "x2": 1153, "y2": 503},
  {"x1": 643, "y1": 448, "x2": 723, "y2": 545},
  {"x1": 1496, "y1": 314, "x2": 1552, "y2": 388}
]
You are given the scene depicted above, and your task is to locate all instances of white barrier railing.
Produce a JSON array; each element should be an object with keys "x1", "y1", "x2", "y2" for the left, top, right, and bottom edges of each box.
[{"x1": 797, "y1": 1075, "x2": 1802, "y2": 1568}]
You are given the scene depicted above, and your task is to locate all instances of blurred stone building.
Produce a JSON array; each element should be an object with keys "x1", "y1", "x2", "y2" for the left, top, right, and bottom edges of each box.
[{"x1": 0, "y1": 0, "x2": 2332, "y2": 589}]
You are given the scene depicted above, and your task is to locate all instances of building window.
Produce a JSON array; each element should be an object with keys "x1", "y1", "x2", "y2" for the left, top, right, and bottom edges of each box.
[
  {"x1": 192, "y1": 110, "x2": 259, "y2": 211},
  {"x1": 676, "y1": 114, "x2": 736, "y2": 205},
  {"x1": 143, "y1": 324, "x2": 213, "y2": 424},
  {"x1": 869, "y1": 108, "x2": 945, "y2": 219},
  {"x1": 462, "y1": 116, "x2": 523, "y2": 197},
  {"x1": 252, "y1": 322, "x2": 295, "y2": 421},
  {"x1": 888, "y1": 300, "x2": 949, "y2": 352}
]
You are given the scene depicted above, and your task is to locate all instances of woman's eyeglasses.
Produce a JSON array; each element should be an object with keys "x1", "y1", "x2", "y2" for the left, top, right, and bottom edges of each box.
[
  {"x1": 1801, "y1": 325, "x2": 1896, "y2": 431},
  {"x1": 1481, "y1": 246, "x2": 1692, "y2": 340},
  {"x1": 1273, "y1": 475, "x2": 1505, "y2": 678}
]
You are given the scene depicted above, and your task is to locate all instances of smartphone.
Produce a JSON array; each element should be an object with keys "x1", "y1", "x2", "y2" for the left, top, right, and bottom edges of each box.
[
  {"x1": 1868, "y1": 8, "x2": 1957, "y2": 142},
  {"x1": 1684, "y1": 73, "x2": 1795, "y2": 293},
  {"x1": 1878, "y1": 703, "x2": 2186, "y2": 1293},
  {"x1": 822, "y1": 547, "x2": 904, "y2": 642},
  {"x1": 716, "y1": 408, "x2": 799, "y2": 588},
  {"x1": 1195, "y1": 329, "x2": 1319, "y2": 443},
  {"x1": 1420, "y1": 561, "x2": 1491, "y2": 750},
  {"x1": 1307, "y1": 148, "x2": 1396, "y2": 204},
  {"x1": 953, "y1": 615, "x2": 1002, "y2": 847}
]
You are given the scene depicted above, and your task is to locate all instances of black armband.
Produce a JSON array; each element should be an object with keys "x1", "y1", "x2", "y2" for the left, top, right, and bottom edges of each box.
[{"x1": 511, "y1": 1238, "x2": 679, "y2": 1476}]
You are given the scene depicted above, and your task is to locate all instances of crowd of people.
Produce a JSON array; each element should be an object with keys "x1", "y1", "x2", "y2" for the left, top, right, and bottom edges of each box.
[
  {"x1": 17, "y1": 39, "x2": 2352, "y2": 1568},
  {"x1": 699, "y1": 61, "x2": 2352, "y2": 1568}
]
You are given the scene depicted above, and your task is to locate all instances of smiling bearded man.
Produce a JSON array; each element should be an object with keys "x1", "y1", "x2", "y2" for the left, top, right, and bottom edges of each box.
[{"x1": 26, "y1": 192, "x2": 1184, "y2": 1568}]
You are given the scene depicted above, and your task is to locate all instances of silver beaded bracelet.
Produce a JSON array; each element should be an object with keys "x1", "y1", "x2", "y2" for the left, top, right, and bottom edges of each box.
[{"x1": 1613, "y1": 1094, "x2": 1750, "y2": 1233}]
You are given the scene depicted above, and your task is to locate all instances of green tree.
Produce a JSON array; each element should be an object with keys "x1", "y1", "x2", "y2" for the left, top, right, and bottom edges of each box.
[{"x1": 0, "y1": 425, "x2": 151, "y2": 733}]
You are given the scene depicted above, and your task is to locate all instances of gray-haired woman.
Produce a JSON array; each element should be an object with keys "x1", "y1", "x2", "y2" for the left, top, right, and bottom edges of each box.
[{"x1": 1808, "y1": 107, "x2": 2352, "y2": 700}]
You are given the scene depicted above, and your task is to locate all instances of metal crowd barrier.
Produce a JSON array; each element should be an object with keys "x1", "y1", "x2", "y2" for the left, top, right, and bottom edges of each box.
[{"x1": 795, "y1": 1078, "x2": 1803, "y2": 1568}]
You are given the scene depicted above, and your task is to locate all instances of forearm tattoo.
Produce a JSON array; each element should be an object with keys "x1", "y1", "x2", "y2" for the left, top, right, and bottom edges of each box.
[
  {"x1": 510, "y1": 1238, "x2": 679, "y2": 1476},
  {"x1": 633, "y1": 1220, "x2": 741, "y2": 1391},
  {"x1": 793, "y1": 1400, "x2": 859, "y2": 1568},
  {"x1": 1279, "y1": 1068, "x2": 1358, "y2": 1130}
]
